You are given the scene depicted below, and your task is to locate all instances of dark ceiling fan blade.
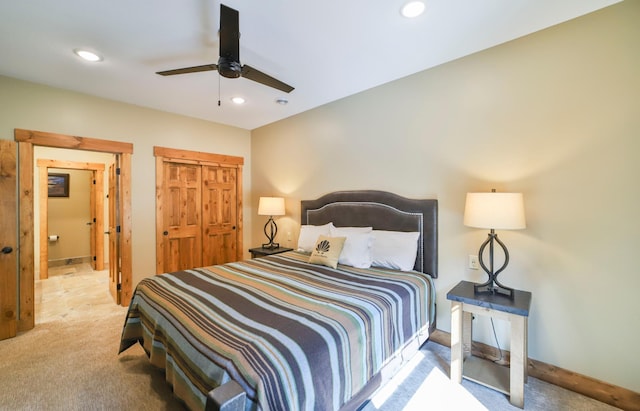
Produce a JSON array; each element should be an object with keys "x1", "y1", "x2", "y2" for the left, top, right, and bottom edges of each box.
[
  {"x1": 156, "y1": 64, "x2": 218, "y2": 76},
  {"x1": 219, "y1": 4, "x2": 240, "y2": 61},
  {"x1": 157, "y1": 5, "x2": 293, "y2": 93},
  {"x1": 241, "y1": 65, "x2": 294, "y2": 93}
]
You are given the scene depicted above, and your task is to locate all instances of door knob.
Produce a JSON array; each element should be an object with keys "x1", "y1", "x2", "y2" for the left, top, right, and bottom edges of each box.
[
  {"x1": 1, "y1": 246, "x2": 13, "y2": 254},
  {"x1": 163, "y1": 231, "x2": 169, "y2": 236}
]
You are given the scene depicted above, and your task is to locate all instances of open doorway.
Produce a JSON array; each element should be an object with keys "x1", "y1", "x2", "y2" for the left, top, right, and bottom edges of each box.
[
  {"x1": 15, "y1": 129, "x2": 133, "y2": 334},
  {"x1": 34, "y1": 154, "x2": 115, "y2": 323},
  {"x1": 36, "y1": 157, "x2": 108, "y2": 280},
  {"x1": 45, "y1": 169, "x2": 95, "y2": 272}
]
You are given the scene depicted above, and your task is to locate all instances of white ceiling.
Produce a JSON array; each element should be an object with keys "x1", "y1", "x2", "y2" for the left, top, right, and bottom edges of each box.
[{"x1": 0, "y1": 0, "x2": 620, "y2": 130}]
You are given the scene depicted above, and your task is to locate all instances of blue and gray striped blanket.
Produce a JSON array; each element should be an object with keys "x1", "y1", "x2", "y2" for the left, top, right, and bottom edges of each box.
[{"x1": 119, "y1": 251, "x2": 435, "y2": 410}]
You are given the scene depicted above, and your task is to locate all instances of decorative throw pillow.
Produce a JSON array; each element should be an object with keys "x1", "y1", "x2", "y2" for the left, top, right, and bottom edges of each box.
[
  {"x1": 308, "y1": 235, "x2": 346, "y2": 269},
  {"x1": 371, "y1": 230, "x2": 420, "y2": 272},
  {"x1": 330, "y1": 226, "x2": 374, "y2": 268},
  {"x1": 297, "y1": 223, "x2": 334, "y2": 252}
]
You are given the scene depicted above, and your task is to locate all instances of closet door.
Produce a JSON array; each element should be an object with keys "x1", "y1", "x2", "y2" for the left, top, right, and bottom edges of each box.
[
  {"x1": 160, "y1": 162, "x2": 202, "y2": 272},
  {"x1": 155, "y1": 146, "x2": 244, "y2": 274},
  {"x1": 202, "y1": 165, "x2": 238, "y2": 266}
]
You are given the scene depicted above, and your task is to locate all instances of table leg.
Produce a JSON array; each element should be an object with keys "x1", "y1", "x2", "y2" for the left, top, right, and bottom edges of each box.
[
  {"x1": 450, "y1": 302, "x2": 463, "y2": 383},
  {"x1": 510, "y1": 314, "x2": 526, "y2": 408},
  {"x1": 524, "y1": 316, "x2": 528, "y2": 383},
  {"x1": 462, "y1": 311, "x2": 472, "y2": 359}
]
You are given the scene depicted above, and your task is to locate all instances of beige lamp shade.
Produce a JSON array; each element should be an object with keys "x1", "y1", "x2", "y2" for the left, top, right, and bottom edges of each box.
[
  {"x1": 464, "y1": 192, "x2": 526, "y2": 230},
  {"x1": 258, "y1": 197, "x2": 285, "y2": 216}
]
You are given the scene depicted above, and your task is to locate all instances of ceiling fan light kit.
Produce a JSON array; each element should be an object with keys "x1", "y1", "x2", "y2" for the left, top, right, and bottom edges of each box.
[{"x1": 156, "y1": 4, "x2": 294, "y2": 94}]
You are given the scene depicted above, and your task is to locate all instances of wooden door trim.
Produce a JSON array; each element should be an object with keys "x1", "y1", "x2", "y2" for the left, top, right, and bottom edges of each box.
[
  {"x1": 17, "y1": 142, "x2": 34, "y2": 333},
  {"x1": 15, "y1": 129, "x2": 133, "y2": 332},
  {"x1": 155, "y1": 146, "x2": 243, "y2": 273},
  {"x1": 153, "y1": 146, "x2": 244, "y2": 166},
  {"x1": 36, "y1": 159, "x2": 105, "y2": 279},
  {"x1": 15, "y1": 129, "x2": 133, "y2": 154}
]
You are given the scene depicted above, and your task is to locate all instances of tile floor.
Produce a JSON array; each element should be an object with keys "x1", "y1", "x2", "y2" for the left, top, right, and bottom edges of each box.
[{"x1": 35, "y1": 263, "x2": 121, "y2": 324}]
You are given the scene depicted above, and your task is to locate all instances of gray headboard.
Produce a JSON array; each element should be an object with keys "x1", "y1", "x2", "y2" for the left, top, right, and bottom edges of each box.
[{"x1": 300, "y1": 190, "x2": 438, "y2": 278}]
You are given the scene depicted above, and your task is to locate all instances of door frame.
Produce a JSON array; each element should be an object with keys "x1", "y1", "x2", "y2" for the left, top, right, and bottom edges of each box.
[
  {"x1": 36, "y1": 159, "x2": 105, "y2": 279},
  {"x1": 15, "y1": 128, "x2": 133, "y2": 332}
]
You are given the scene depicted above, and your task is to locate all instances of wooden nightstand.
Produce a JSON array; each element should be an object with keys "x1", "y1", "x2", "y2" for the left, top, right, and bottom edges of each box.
[
  {"x1": 248, "y1": 246, "x2": 293, "y2": 259},
  {"x1": 447, "y1": 281, "x2": 532, "y2": 408}
]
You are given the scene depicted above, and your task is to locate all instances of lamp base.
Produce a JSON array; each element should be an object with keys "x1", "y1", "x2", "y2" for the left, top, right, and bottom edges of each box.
[
  {"x1": 474, "y1": 282, "x2": 514, "y2": 299},
  {"x1": 474, "y1": 230, "x2": 515, "y2": 299},
  {"x1": 262, "y1": 217, "x2": 279, "y2": 250}
]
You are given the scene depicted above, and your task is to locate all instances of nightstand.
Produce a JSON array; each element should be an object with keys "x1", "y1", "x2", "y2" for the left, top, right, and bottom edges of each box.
[
  {"x1": 447, "y1": 281, "x2": 532, "y2": 408},
  {"x1": 248, "y1": 246, "x2": 293, "y2": 259}
]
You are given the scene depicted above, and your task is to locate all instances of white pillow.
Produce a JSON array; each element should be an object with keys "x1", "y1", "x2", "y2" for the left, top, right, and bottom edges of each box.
[
  {"x1": 330, "y1": 226, "x2": 373, "y2": 268},
  {"x1": 371, "y1": 230, "x2": 420, "y2": 272},
  {"x1": 297, "y1": 222, "x2": 334, "y2": 252},
  {"x1": 330, "y1": 226, "x2": 373, "y2": 234}
]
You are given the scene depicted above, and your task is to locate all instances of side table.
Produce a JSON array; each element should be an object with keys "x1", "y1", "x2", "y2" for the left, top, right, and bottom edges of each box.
[
  {"x1": 447, "y1": 280, "x2": 532, "y2": 408},
  {"x1": 248, "y1": 246, "x2": 293, "y2": 259}
]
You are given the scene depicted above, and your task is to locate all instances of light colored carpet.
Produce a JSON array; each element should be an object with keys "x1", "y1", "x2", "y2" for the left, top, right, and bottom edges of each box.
[
  {"x1": 0, "y1": 310, "x2": 620, "y2": 410},
  {"x1": 362, "y1": 341, "x2": 620, "y2": 411},
  {"x1": 0, "y1": 308, "x2": 185, "y2": 410},
  {"x1": 0, "y1": 265, "x2": 620, "y2": 410}
]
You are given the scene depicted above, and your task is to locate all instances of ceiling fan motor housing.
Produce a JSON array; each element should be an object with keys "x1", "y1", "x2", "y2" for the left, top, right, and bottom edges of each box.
[{"x1": 217, "y1": 57, "x2": 241, "y2": 79}]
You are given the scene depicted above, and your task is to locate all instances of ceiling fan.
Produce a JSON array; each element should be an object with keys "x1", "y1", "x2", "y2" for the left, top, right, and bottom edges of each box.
[{"x1": 156, "y1": 4, "x2": 294, "y2": 93}]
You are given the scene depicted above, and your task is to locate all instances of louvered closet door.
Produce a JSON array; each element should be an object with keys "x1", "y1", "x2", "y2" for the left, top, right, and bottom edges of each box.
[
  {"x1": 202, "y1": 165, "x2": 238, "y2": 266},
  {"x1": 161, "y1": 162, "x2": 202, "y2": 272}
]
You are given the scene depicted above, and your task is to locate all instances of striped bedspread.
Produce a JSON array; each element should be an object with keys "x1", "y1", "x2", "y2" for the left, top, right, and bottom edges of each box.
[{"x1": 119, "y1": 251, "x2": 435, "y2": 411}]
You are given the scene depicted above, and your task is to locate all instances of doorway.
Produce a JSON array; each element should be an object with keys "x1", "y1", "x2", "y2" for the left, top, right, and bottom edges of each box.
[
  {"x1": 36, "y1": 159, "x2": 106, "y2": 280},
  {"x1": 14, "y1": 128, "x2": 133, "y2": 334}
]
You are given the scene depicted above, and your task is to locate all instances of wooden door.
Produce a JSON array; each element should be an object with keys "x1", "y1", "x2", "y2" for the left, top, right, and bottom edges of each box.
[
  {"x1": 108, "y1": 163, "x2": 120, "y2": 304},
  {"x1": 160, "y1": 162, "x2": 202, "y2": 272},
  {"x1": 0, "y1": 140, "x2": 18, "y2": 340},
  {"x1": 89, "y1": 171, "x2": 96, "y2": 270},
  {"x1": 202, "y1": 165, "x2": 238, "y2": 265}
]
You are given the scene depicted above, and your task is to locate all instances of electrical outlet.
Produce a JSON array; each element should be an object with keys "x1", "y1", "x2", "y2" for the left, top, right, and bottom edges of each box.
[{"x1": 468, "y1": 255, "x2": 480, "y2": 270}]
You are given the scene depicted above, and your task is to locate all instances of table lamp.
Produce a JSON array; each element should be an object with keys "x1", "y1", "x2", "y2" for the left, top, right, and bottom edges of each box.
[
  {"x1": 464, "y1": 189, "x2": 526, "y2": 298},
  {"x1": 258, "y1": 197, "x2": 285, "y2": 249}
]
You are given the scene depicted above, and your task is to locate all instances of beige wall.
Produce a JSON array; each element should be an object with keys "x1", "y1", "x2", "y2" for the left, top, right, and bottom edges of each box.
[
  {"x1": 46, "y1": 168, "x2": 92, "y2": 261},
  {"x1": 0, "y1": 75, "x2": 253, "y2": 286},
  {"x1": 252, "y1": 2, "x2": 640, "y2": 392}
]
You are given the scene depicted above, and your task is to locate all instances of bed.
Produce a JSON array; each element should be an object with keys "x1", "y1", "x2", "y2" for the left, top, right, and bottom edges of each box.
[{"x1": 119, "y1": 190, "x2": 438, "y2": 411}]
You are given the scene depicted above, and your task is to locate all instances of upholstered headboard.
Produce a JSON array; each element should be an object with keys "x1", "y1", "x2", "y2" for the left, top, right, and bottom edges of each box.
[{"x1": 300, "y1": 190, "x2": 438, "y2": 278}]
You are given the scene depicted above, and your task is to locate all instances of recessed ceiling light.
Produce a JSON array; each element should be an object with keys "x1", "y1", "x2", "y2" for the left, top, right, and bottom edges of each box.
[
  {"x1": 275, "y1": 98, "x2": 288, "y2": 105},
  {"x1": 401, "y1": 1, "x2": 425, "y2": 18},
  {"x1": 73, "y1": 48, "x2": 103, "y2": 62},
  {"x1": 231, "y1": 97, "x2": 245, "y2": 105}
]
